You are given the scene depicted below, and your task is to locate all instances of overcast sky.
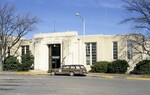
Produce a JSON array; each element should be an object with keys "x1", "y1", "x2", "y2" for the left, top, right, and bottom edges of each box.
[{"x1": 1, "y1": 0, "x2": 132, "y2": 39}]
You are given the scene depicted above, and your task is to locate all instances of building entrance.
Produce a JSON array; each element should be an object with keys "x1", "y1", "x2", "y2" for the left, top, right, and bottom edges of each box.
[{"x1": 48, "y1": 44, "x2": 61, "y2": 69}]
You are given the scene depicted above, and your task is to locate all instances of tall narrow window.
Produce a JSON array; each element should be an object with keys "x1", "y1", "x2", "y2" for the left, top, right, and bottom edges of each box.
[
  {"x1": 113, "y1": 41, "x2": 118, "y2": 59},
  {"x1": 26, "y1": 46, "x2": 29, "y2": 54},
  {"x1": 127, "y1": 41, "x2": 132, "y2": 59},
  {"x1": 86, "y1": 43, "x2": 90, "y2": 65},
  {"x1": 21, "y1": 45, "x2": 30, "y2": 55},
  {"x1": 92, "y1": 43, "x2": 96, "y2": 64},
  {"x1": 22, "y1": 46, "x2": 25, "y2": 55},
  {"x1": 86, "y1": 43, "x2": 97, "y2": 65},
  {"x1": 8, "y1": 47, "x2": 10, "y2": 56}
]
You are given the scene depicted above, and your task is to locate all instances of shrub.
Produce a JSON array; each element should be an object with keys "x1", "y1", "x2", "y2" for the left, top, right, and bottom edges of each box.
[
  {"x1": 3, "y1": 56, "x2": 20, "y2": 71},
  {"x1": 19, "y1": 52, "x2": 34, "y2": 71},
  {"x1": 107, "y1": 60, "x2": 129, "y2": 74},
  {"x1": 132, "y1": 60, "x2": 150, "y2": 75},
  {"x1": 91, "y1": 61, "x2": 110, "y2": 73}
]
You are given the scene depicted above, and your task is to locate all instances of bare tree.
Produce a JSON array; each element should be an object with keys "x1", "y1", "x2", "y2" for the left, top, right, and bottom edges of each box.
[
  {"x1": 0, "y1": 3, "x2": 39, "y2": 71},
  {"x1": 122, "y1": 0, "x2": 150, "y2": 33},
  {"x1": 121, "y1": 0, "x2": 150, "y2": 56},
  {"x1": 120, "y1": 0, "x2": 150, "y2": 72}
]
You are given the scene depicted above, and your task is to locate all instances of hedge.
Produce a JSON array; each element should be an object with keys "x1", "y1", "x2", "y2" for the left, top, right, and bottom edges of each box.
[
  {"x1": 91, "y1": 61, "x2": 110, "y2": 73},
  {"x1": 107, "y1": 60, "x2": 129, "y2": 74},
  {"x1": 3, "y1": 56, "x2": 20, "y2": 71},
  {"x1": 3, "y1": 52, "x2": 34, "y2": 71},
  {"x1": 131, "y1": 60, "x2": 150, "y2": 75}
]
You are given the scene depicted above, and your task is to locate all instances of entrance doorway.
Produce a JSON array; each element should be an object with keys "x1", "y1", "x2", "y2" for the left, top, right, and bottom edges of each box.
[{"x1": 48, "y1": 44, "x2": 61, "y2": 69}]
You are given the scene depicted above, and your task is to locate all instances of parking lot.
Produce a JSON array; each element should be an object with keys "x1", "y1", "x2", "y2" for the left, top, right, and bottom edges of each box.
[{"x1": 0, "y1": 74, "x2": 150, "y2": 95}]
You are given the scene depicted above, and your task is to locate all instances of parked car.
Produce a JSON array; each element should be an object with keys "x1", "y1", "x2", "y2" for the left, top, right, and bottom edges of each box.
[{"x1": 50, "y1": 65, "x2": 87, "y2": 76}]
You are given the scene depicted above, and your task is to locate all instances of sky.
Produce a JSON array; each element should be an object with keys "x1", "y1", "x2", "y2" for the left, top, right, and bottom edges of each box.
[{"x1": 1, "y1": 0, "x2": 132, "y2": 39}]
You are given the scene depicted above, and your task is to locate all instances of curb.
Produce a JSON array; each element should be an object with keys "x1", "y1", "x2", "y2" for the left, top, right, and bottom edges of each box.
[
  {"x1": 16, "y1": 72, "x2": 49, "y2": 75},
  {"x1": 87, "y1": 73, "x2": 150, "y2": 80},
  {"x1": 101, "y1": 75, "x2": 113, "y2": 79},
  {"x1": 126, "y1": 77, "x2": 150, "y2": 81},
  {"x1": 87, "y1": 74, "x2": 113, "y2": 79}
]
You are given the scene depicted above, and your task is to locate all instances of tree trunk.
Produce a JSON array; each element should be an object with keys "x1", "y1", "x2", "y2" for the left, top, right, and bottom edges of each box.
[
  {"x1": 0, "y1": 57, "x2": 3, "y2": 71},
  {"x1": 0, "y1": 50, "x2": 3, "y2": 71}
]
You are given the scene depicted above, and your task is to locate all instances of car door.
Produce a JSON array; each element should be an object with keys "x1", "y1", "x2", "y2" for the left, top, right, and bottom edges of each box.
[{"x1": 61, "y1": 65, "x2": 70, "y2": 74}]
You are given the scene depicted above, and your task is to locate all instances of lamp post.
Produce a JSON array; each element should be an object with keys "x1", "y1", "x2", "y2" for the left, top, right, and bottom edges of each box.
[
  {"x1": 75, "y1": 13, "x2": 85, "y2": 35},
  {"x1": 75, "y1": 13, "x2": 86, "y2": 66}
]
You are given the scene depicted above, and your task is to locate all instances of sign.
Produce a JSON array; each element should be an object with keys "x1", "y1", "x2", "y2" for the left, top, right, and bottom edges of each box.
[{"x1": 52, "y1": 56, "x2": 60, "y2": 59}]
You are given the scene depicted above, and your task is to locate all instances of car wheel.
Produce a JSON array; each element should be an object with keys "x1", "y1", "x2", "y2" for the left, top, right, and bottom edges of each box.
[
  {"x1": 51, "y1": 71, "x2": 55, "y2": 76},
  {"x1": 69, "y1": 72, "x2": 74, "y2": 76}
]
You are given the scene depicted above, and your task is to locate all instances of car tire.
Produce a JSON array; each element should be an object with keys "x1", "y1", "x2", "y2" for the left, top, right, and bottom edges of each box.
[
  {"x1": 69, "y1": 72, "x2": 74, "y2": 76},
  {"x1": 51, "y1": 71, "x2": 55, "y2": 76}
]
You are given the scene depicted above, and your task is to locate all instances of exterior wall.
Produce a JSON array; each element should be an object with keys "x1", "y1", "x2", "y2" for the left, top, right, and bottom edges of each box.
[
  {"x1": 32, "y1": 32, "x2": 82, "y2": 71},
  {"x1": 14, "y1": 32, "x2": 150, "y2": 72},
  {"x1": 8, "y1": 39, "x2": 32, "y2": 61},
  {"x1": 6, "y1": 31, "x2": 150, "y2": 73},
  {"x1": 79, "y1": 35, "x2": 122, "y2": 70},
  {"x1": 31, "y1": 32, "x2": 130, "y2": 71}
]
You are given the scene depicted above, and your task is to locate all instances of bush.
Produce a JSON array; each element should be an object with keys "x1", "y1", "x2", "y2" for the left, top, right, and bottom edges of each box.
[
  {"x1": 107, "y1": 60, "x2": 129, "y2": 74},
  {"x1": 19, "y1": 52, "x2": 34, "y2": 71},
  {"x1": 3, "y1": 52, "x2": 34, "y2": 71},
  {"x1": 3, "y1": 56, "x2": 20, "y2": 71},
  {"x1": 132, "y1": 60, "x2": 150, "y2": 75},
  {"x1": 91, "y1": 61, "x2": 110, "y2": 73}
]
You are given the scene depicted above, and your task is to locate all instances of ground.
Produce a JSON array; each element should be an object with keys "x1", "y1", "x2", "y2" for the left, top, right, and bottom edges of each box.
[{"x1": 0, "y1": 74, "x2": 150, "y2": 95}]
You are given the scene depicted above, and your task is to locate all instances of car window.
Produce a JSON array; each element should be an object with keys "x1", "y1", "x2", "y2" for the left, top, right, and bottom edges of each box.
[
  {"x1": 62, "y1": 66, "x2": 70, "y2": 69},
  {"x1": 75, "y1": 66, "x2": 80, "y2": 69},
  {"x1": 70, "y1": 66, "x2": 75, "y2": 69}
]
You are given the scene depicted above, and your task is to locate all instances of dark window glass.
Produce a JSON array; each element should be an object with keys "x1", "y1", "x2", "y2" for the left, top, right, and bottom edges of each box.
[
  {"x1": 21, "y1": 45, "x2": 30, "y2": 55},
  {"x1": 8, "y1": 47, "x2": 10, "y2": 56},
  {"x1": 52, "y1": 44, "x2": 60, "y2": 56},
  {"x1": 22, "y1": 46, "x2": 25, "y2": 55},
  {"x1": 26, "y1": 46, "x2": 29, "y2": 54},
  {"x1": 113, "y1": 41, "x2": 118, "y2": 59},
  {"x1": 92, "y1": 43, "x2": 96, "y2": 65}
]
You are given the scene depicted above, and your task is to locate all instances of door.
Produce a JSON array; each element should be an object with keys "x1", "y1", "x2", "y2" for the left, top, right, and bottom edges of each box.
[{"x1": 48, "y1": 44, "x2": 61, "y2": 69}]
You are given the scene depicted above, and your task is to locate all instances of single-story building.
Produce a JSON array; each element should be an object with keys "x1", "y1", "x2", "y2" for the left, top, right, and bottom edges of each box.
[{"x1": 16, "y1": 31, "x2": 149, "y2": 72}]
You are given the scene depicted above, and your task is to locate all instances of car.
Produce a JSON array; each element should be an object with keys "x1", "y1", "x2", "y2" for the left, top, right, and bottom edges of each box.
[{"x1": 50, "y1": 65, "x2": 87, "y2": 76}]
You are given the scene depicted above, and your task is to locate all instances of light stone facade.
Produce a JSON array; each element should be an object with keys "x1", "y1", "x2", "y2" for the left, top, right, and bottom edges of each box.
[
  {"x1": 16, "y1": 31, "x2": 149, "y2": 72},
  {"x1": 31, "y1": 32, "x2": 126, "y2": 71}
]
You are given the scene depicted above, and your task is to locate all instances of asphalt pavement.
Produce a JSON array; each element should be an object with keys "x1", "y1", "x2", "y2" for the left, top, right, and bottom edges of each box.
[{"x1": 0, "y1": 74, "x2": 150, "y2": 95}]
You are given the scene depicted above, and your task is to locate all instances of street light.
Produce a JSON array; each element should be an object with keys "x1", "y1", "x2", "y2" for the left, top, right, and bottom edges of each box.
[
  {"x1": 75, "y1": 12, "x2": 86, "y2": 66},
  {"x1": 75, "y1": 12, "x2": 85, "y2": 35}
]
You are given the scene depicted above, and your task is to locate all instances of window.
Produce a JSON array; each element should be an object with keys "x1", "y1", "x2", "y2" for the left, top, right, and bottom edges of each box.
[
  {"x1": 86, "y1": 43, "x2": 97, "y2": 65},
  {"x1": 113, "y1": 41, "x2": 118, "y2": 59},
  {"x1": 26, "y1": 46, "x2": 29, "y2": 54},
  {"x1": 127, "y1": 41, "x2": 132, "y2": 59},
  {"x1": 75, "y1": 66, "x2": 80, "y2": 69},
  {"x1": 62, "y1": 65, "x2": 70, "y2": 69},
  {"x1": 21, "y1": 45, "x2": 30, "y2": 55},
  {"x1": 70, "y1": 66, "x2": 75, "y2": 69},
  {"x1": 8, "y1": 47, "x2": 11, "y2": 56},
  {"x1": 86, "y1": 43, "x2": 90, "y2": 65},
  {"x1": 21, "y1": 46, "x2": 25, "y2": 55},
  {"x1": 92, "y1": 43, "x2": 97, "y2": 64}
]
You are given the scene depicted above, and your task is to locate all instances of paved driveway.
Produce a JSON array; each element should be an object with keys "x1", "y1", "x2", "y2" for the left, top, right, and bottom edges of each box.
[{"x1": 0, "y1": 74, "x2": 150, "y2": 95}]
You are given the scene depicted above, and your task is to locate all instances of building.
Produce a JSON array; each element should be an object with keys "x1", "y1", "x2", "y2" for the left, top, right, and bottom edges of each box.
[{"x1": 18, "y1": 31, "x2": 149, "y2": 72}]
